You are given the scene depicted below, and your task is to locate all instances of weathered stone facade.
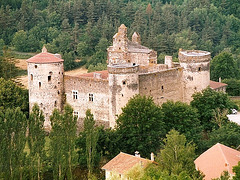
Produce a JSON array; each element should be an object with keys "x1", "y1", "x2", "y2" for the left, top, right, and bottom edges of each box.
[{"x1": 27, "y1": 24, "x2": 211, "y2": 129}]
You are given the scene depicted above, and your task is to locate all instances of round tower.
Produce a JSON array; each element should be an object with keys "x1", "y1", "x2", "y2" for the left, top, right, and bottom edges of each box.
[
  {"x1": 108, "y1": 64, "x2": 139, "y2": 127},
  {"x1": 178, "y1": 49, "x2": 211, "y2": 103},
  {"x1": 27, "y1": 47, "x2": 64, "y2": 130}
]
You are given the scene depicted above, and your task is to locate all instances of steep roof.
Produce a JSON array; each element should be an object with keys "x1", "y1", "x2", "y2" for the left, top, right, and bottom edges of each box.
[
  {"x1": 102, "y1": 152, "x2": 154, "y2": 175},
  {"x1": 194, "y1": 143, "x2": 240, "y2": 180},
  {"x1": 209, "y1": 80, "x2": 227, "y2": 90},
  {"x1": 27, "y1": 46, "x2": 64, "y2": 64}
]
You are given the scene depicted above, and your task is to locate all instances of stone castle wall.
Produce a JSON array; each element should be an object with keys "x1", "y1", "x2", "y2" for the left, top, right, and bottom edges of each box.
[
  {"x1": 108, "y1": 65, "x2": 139, "y2": 127},
  {"x1": 28, "y1": 62, "x2": 64, "y2": 129},
  {"x1": 64, "y1": 75, "x2": 110, "y2": 127},
  {"x1": 139, "y1": 68, "x2": 184, "y2": 105}
]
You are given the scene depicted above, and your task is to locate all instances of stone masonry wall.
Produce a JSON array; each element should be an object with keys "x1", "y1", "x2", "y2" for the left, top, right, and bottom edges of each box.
[
  {"x1": 64, "y1": 75, "x2": 110, "y2": 128},
  {"x1": 139, "y1": 68, "x2": 184, "y2": 105}
]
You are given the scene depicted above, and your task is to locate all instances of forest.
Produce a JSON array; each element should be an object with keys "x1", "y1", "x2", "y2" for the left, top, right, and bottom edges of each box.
[{"x1": 1, "y1": 0, "x2": 240, "y2": 179}]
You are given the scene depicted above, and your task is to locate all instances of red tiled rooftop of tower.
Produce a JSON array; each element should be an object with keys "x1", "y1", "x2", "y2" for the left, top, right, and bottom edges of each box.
[{"x1": 27, "y1": 46, "x2": 64, "y2": 64}]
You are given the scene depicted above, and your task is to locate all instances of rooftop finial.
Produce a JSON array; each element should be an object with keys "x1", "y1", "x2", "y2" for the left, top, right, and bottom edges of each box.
[{"x1": 42, "y1": 46, "x2": 47, "y2": 53}]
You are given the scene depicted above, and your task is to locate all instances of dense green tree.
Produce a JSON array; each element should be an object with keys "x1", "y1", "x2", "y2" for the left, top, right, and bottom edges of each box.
[
  {"x1": 0, "y1": 48, "x2": 19, "y2": 80},
  {"x1": 206, "y1": 122, "x2": 240, "y2": 149},
  {"x1": 50, "y1": 104, "x2": 77, "y2": 180},
  {"x1": 84, "y1": 109, "x2": 99, "y2": 178},
  {"x1": 222, "y1": 78, "x2": 240, "y2": 96},
  {"x1": 12, "y1": 30, "x2": 28, "y2": 52},
  {"x1": 191, "y1": 87, "x2": 236, "y2": 131},
  {"x1": 233, "y1": 161, "x2": 240, "y2": 180},
  {"x1": 0, "y1": 108, "x2": 27, "y2": 180},
  {"x1": 116, "y1": 95, "x2": 165, "y2": 157},
  {"x1": 0, "y1": 78, "x2": 28, "y2": 115},
  {"x1": 27, "y1": 104, "x2": 46, "y2": 180},
  {"x1": 157, "y1": 129, "x2": 196, "y2": 176},
  {"x1": 161, "y1": 101, "x2": 202, "y2": 145},
  {"x1": 210, "y1": 52, "x2": 240, "y2": 81}
]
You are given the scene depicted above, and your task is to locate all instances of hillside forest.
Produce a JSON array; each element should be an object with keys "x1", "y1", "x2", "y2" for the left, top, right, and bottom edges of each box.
[{"x1": 1, "y1": 0, "x2": 240, "y2": 179}]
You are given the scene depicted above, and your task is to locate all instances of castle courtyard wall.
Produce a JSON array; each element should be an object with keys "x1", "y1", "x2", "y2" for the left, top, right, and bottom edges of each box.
[
  {"x1": 139, "y1": 67, "x2": 184, "y2": 105},
  {"x1": 64, "y1": 75, "x2": 110, "y2": 127}
]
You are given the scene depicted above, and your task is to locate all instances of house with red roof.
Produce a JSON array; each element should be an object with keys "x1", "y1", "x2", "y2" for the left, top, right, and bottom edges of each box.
[
  {"x1": 194, "y1": 143, "x2": 240, "y2": 180},
  {"x1": 102, "y1": 152, "x2": 156, "y2": 180}
]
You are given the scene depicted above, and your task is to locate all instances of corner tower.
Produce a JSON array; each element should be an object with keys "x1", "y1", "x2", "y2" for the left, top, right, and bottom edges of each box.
[
  {"x1": 179, "y1": 49, "x2": 211, "y2": 103},
  {"x1": 27, "y1": 47, "x2": 64, "y2": 130},
  {"x1": 108, "y1": 64, "x2": 139, "y2": 127}
]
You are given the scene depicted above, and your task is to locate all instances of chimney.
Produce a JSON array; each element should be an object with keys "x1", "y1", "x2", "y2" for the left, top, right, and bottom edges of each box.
[
  {"x1": 42, "y1": 46, "x2": 47, "y2": 53},
  {"x1": 151, "y1": 152, "x2": 154, "y2": 161},
  {"x1": 165, "y1": 56, "x2": 173, "y2": 68},
  {"x1": 219, "y1": 77, "x2": 221, "y2": 83},
  {"x1": 135, "y1": 151, "x2": 140, "y2": 158}
]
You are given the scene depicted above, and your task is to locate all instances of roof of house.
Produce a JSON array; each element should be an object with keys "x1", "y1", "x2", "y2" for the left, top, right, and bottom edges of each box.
[
  {"x1": 209, "y1": 80, "x2": 227, "y2": 90},
  {"x1": 194, "y1": 143, "x2": 240, "y2": 180},
  {"x1": 76, "y1": 70, "x2": 108, "y2": 80},
  {"x1": 102, "y1": 152, "x2": 154, "y2": 175},
  {"x1": 27, "y1": 47, "x2": 64, "y2": 64}
]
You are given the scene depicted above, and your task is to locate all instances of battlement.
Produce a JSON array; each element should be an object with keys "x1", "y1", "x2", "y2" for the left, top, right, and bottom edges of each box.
[
  {"x1": 178, "y1": 49, "x2": 211, "y2": 63},
  {"x1": 108, "y1": 64, "x2": 139, "y2": 74}
]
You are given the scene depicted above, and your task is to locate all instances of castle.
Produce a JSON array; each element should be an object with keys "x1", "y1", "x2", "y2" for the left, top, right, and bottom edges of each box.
[{"x1": 27, "y1": 24, "x2": 211, "y2": 129}]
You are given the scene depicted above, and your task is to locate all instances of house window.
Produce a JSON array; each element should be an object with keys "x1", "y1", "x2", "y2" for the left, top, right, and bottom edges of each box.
[
  {"x1": 73, "y1": 111, "x2": 79, "y2": 117},
  {"x1": 48, "y1": 76, "x2": 51, "y2": 82},
  {"x1": 31, "y1": 74, "x2": 33, "y2": 81},
  {"x1": 72, "y1": 90, "x2": 78, "y2": 99},
  {"x1": 39, "y1": 82, "x2": 41, "y2": 88},
  {"x1": 89, "y1": 93, "x2": 93, "y2": 102}
]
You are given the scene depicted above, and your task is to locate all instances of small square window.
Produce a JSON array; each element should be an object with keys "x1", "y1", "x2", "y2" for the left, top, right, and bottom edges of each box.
[
  {"x1": 72, "y1": 90, "x2": 78, "y2": 99},
  {"x1": 73, "y1": 111, "x2": 79, "y2": 117},
  {"x1": 89, "y1": 93, "x2": 93, "y2": 102}
]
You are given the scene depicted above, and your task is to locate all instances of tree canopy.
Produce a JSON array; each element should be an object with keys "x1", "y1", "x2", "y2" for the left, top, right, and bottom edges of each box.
[{"x1": 116, "y1": 95, "x2": 165, "y2": 157}]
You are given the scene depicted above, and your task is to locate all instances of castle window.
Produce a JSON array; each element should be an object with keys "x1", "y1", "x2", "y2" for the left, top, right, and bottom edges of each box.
[
  {"x1": 58, "y1": 90, "x2": 60, "y2": 95},
  {"x1": 72, "y1": 90, "x2": 78, "y2": 100},
  {"x1": 48, "y1": 76, "x2": 51, "y2": 82},
  {"x1": 73, "y1": 111, "x2": 79, "y2": 117},
  {"x1": 49, "y1": 71, "x2": 53, "y2": 75},
  {"x1": 89, "y1": 93, "x2": 93, "y2": 102},
  {"x1": 35, "y1": 65, "x2": 37, "y2": 68},
  {"x1": 31, "y1": 74, "x2": 33, "y2": 81},
  {"x1": 161, "y1": 86, "x2": 164, "y2": 92},
  {"x1": 119, "y1": 47, "x2": 121, "y2": 50},
  {"x1": 123, "y1": 81, "x2": 126, "y2": 85},
  {"x1": 54, "y1": 101, "x2": 57, "y2": 107},
  {"x1": 39, "y1": 82, "x2": 41, "y2": 88},
  {"x1": 198, "y1": 67, "x2": 201, "y2": 72}
]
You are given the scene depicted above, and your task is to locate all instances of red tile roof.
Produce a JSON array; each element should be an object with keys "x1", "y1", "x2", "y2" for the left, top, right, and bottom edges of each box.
[
  {"x1": 210, "y1": 80, "x2": 227, "y2": 90},
  {"x1": 102, "y1": 152, "x2": 154, "y2": 175},
  {"x1": 27, "y1": 47, "x2": 64, "y2": 63},
  {"x1": 194, "y1": 143, "x2": 240, "y2": 180},
  {"x1": 77, "y1": 70, "x2": 108, "y2": 80}
]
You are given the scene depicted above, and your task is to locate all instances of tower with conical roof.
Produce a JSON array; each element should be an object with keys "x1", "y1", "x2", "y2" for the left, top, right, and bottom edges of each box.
[{"x1": 27, "y1": 47, "x2": 64, "y2": 130}]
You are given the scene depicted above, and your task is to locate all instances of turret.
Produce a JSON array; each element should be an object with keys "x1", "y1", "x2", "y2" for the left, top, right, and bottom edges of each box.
[
  {"x1": 179, "y1": 49, "x2": 211, "y2": 103},
  {"x1": 27, "y1": 46, "x2": 64, "y2": 130},
  {"x1": 132, "y1": 32, "x2": 141, "y2": 44},
  {"x1": 108, "y1": 64, "x2": 139, "y2": 127}
]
